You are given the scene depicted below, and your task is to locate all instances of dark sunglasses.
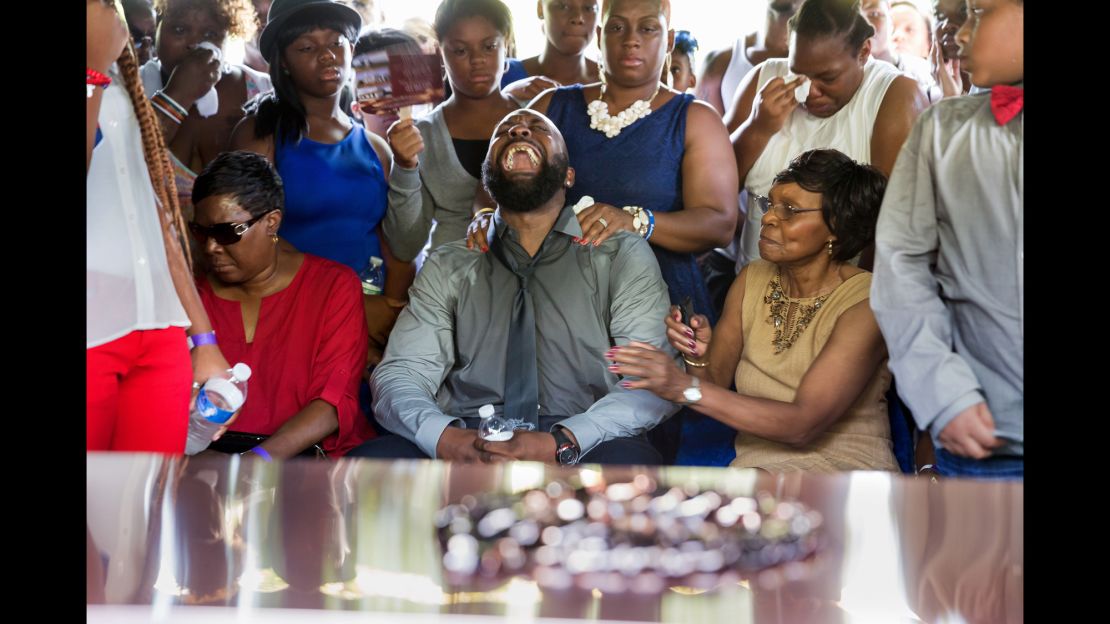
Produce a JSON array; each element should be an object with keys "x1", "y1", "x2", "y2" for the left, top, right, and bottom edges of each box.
[{"x1": 188, "y1": 211, "x2": 273, "y2": 246}]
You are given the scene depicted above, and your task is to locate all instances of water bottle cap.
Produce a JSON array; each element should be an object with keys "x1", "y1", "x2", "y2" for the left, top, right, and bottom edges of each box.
[
  {"x1": 478, "y1": 404, "x2": 495, "y2": 419},
  {"x1": 370, "y1": 256, "x2": 383, "y2": 268},
  {"x1": 231, "y1": 363, "x2": 252, "y2": 381},
  {"x1": 204, "y1": 377, "x2": 245, "y2": 411}
]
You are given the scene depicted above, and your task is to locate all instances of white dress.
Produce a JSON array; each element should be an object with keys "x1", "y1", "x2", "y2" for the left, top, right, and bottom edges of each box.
[{"x1": 736, "y1": 57, "x2": 902, "y2": 268}]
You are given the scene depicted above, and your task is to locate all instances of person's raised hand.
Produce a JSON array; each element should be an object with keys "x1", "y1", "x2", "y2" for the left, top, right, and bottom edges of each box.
[
  {"x1": 386, "y1": 117, "x2": 425, "y2": 170},
  {"x1": 164, "y1": 45, "x2": 222, "y2": 108},
  {"x1": 750, "y1": 76, "x2": 804, "y2": 136}
]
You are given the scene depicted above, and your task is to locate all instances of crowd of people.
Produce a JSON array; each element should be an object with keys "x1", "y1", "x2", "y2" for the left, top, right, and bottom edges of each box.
[{"x1": 88, "y1": 0, "x2": 1023, "y2": 480}]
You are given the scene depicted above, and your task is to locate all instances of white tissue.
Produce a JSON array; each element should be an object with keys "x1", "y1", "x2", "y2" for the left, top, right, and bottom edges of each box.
[
  {"x1": 572, "y1": 195, "x2": 595, "y2": 215},
  {"x1": 783, "y1": 73, "x2": 811, "y2": 104},
  {"x1": 194, "y1": 42, "x2": 224, "y2": 118}
]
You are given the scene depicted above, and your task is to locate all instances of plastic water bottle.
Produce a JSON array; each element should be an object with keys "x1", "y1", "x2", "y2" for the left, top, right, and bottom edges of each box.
[
  {"x1": 477, "y1": 404, "x2": 513, "y2": 442},
  {"x1": 360, "y1": 256, "x2": 385, "y2": 295},
  {"x1": 184, "y1": 363, "x2": 252, "y2": 455}
]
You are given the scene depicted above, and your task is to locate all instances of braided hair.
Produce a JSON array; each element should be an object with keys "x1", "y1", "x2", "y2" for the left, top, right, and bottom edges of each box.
[{"x1": 109, "y1": 3, "x2": 192, "y2": 268}]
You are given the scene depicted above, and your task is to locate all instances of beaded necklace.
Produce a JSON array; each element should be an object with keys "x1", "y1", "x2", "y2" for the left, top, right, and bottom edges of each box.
[
  {"x1": 764, "y1": 270, "x2": 840, "y2": 354},
  {"x1": 586, "y1": 83, "x2": 661, "y2": 138}
]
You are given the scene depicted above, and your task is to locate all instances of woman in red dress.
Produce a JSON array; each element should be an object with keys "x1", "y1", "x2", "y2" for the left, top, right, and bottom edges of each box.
[{"x1": 190, "y1": 150, "x2": 376, "y2": 458}]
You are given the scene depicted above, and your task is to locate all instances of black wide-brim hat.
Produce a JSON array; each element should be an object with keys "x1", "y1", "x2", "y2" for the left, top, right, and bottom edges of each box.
[{"x1": 259, "y1": 0, "x2": 363, "y2": 61}]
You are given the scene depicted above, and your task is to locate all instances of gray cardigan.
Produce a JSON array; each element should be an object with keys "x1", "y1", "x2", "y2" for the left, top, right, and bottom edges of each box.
[{"x1": 382, "y1": 104, "x2": 509, "y2": 262}]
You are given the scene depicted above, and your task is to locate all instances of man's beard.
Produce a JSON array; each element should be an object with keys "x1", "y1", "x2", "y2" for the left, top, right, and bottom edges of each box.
[{"x1": 483, "y1": 152, "x2": 570, "y2": 214}]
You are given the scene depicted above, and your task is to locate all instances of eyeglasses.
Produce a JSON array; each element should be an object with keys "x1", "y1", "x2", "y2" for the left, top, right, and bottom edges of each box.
[
  {"x1": 188, "y1": 211, "x2": 272, "y2": 246},
  {"x1": 753, "y1": 194, "x2": 822, "y2": 221}
]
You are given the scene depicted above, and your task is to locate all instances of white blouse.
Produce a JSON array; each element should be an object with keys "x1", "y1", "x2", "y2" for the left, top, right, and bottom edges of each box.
[
  {"x1": 737, "y1": 57, "x2": 901, "y2": 268},
  {"x1": 87, "y1": 64, "x2": 189, "y2": 349}
]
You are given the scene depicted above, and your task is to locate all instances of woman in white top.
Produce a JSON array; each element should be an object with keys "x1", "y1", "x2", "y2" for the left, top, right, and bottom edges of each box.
[
  {"x1": 726, "y1": 0, "x2": 924, "y2": 270},
  {"x1": 87, "y1": 0, "x2": 231, "y2": 453}
]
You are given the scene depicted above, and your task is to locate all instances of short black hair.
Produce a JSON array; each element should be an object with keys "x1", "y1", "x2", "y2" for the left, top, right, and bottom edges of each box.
[
  {"x1": 433, "y1": 0, "x2": 514, "y2": 43},
  {"x1": 354, "y1": 27, "x2": 420, "y2": 55},
  {"x1": 771, "y1": 149, "x2": 887, "y2": 262},
  {"x1": 193, "y1": 151, "x2": 285, "y2": 218},
  {"x1": 789, "y1": 0, "x2": 875, "y2": 53}
]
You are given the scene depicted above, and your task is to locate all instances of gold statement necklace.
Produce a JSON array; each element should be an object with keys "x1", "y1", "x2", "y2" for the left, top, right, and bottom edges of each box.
[{"x1": 764, "y1": 270, "x2": 837, "y2": 354}]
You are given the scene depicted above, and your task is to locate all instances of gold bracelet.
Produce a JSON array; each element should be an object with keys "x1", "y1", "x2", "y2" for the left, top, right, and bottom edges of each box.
[
  {"x1": 473, "y1": 207, "x2": 496, "y2": 218},
  {"x1": 683, "y1": 357, "x2": 708, "y2": 368}
]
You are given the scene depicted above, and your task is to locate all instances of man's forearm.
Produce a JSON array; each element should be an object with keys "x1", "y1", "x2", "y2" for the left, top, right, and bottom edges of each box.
[
  {"x1": 370, "y1": 363, "x2": 460, "y2": 457},
  {"x1": 556, "y1": 387, "x2": 678, "y2": 456}
]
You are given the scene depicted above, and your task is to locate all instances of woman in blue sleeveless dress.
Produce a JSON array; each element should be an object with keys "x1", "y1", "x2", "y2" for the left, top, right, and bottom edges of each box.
[
  {"x1": 231, "y1": 0, "x2": 418, "y2": 368},
  {"x1": 526, "y1": 0, "x2": 740, "y2": 465}
]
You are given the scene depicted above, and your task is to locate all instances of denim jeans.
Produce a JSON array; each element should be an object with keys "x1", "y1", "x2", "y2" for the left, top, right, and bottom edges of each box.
[{"x1": 934, "y1": 448, "x2": 1024, "y2": 480}]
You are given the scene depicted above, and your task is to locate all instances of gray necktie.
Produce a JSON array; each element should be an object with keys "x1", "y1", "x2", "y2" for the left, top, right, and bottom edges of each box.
[{"x1": 489, "y1": 235, "x2": 540, "y2": 429}]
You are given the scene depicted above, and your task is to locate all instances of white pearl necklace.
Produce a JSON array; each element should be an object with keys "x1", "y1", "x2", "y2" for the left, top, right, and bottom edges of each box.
[{"x1": 587, "y1": 84, "x2": 661, "y2": 138}]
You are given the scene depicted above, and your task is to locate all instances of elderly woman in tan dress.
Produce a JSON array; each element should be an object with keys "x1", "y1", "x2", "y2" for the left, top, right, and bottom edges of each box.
[{"x1": 607, "y1": 149, "x2": 897, "y2": 472}]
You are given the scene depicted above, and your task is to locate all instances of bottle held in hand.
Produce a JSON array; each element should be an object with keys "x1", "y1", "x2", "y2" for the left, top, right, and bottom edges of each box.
[
  {"x1": 477, "y1": 404, "x2": 514, "y2": 442},
  {"x1": 185, "y1": 363, "x2": 252, "y2": 455}
]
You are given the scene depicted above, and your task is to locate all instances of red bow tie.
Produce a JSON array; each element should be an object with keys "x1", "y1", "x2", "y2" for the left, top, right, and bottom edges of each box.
[{"x1": 990, "y1": 85, "x2": 1023, "y2": 125}]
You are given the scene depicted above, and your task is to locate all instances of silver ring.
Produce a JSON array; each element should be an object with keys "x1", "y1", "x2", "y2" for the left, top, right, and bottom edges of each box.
[
  {"x1": 192, "y1": 382, "x2": 201, "y2": 390},
  {"x1": 598, "y1": 217, "x2": 609, "y2": 228}
]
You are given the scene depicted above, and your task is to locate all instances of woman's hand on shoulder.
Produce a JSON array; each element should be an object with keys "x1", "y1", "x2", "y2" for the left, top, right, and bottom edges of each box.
[
  {"x1": 524, "y1": 87, "x2": 559, "y2": 115},
  {"x1": 504, "y1": 75, "x2": 561, "y2": 104},
  {"x1": 466, "y1": 211, "x2": 493, "y2": 252},
  {"x1": 575, "y1": 201, "x2": 636, "y2": 247}
]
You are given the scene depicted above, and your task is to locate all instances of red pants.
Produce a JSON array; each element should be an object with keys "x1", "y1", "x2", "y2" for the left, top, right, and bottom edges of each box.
[{"x1": 87, "y1": 327, "x2": 192, "y2": 453}]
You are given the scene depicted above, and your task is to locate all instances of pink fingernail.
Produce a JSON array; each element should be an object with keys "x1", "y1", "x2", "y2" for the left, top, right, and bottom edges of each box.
[
  {"x1": 608, "y1": 364, "x2": 619, "y2": 372},
  {"x1": 620, "y1": 381, "x2": 631, "y2": 388}
]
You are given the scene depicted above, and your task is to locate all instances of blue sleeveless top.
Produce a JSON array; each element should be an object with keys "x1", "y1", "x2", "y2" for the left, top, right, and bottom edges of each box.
[
  {"x1": 547, "y1": 85, "x2": 734, "y2": 467},
  {"x1": 275, "y1": 125, "x2": 387, "y2": 274},
  {"x1": 545, "y1": 85, "x2": 716, "y2": 325}
]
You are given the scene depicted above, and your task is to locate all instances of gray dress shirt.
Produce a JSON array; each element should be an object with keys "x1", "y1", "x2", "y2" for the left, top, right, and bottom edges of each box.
[
  {"x1": 371, "y1": 205, "x2": 680, "y2": 458},
  {"x1": 871, "y1": 92, "x2": 1023, "y2": 456}
]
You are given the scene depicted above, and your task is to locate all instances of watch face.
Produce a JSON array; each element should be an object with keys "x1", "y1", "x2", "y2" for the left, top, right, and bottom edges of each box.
[
  {"x1": 683, "y1": 386, "x2": 702, "y2": 404},
  {"x1": 557, "y1": 445, "x2": 579, "y2": 465}
]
